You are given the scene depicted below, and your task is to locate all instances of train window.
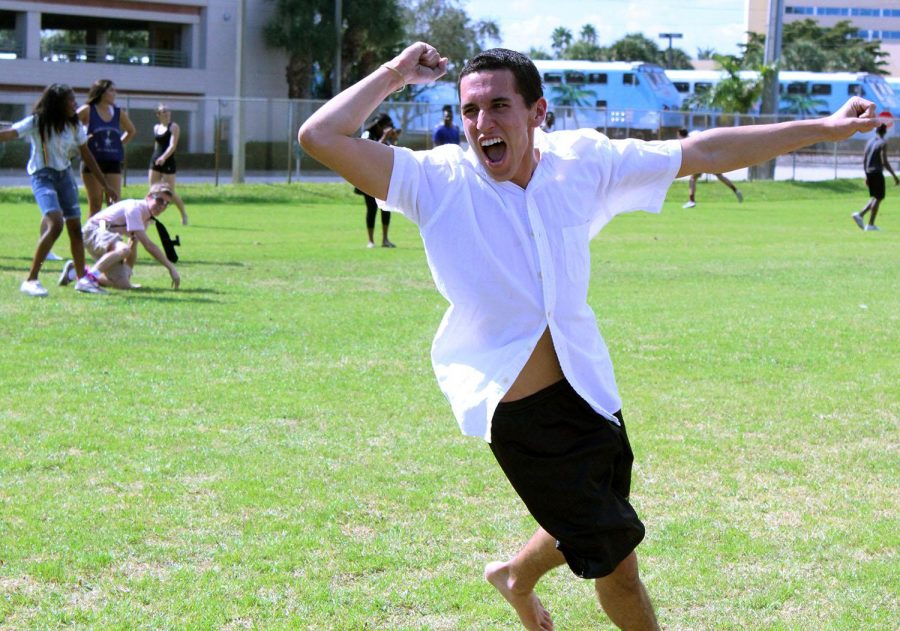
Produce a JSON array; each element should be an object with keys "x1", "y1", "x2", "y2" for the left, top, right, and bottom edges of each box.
[
  {"x1": 695, "y1": 82, "x2": 712, "y2": 94},
  {"x1": 544, "y1": 72, "x2": 563, "y2": 84},
  {"x1": 596, "y1": 100, "x2": 607, "y2": 108},
  {"x1": 811, "y1": 83, "x2": 831, "y2": 95},
  {"x1": 623, "y1": 73, "x2": 638, "y2": 86},
  {"x1": 588, "y1": 73, "x2": 608, "y2": 84},
  {"x1": 847, "y1": 84, "x2": 863, "y2": 96},
  {"x1": 565, "y1": 71, "x2": 585, "y2": 84},
  {"x1": 786, "y1": 82, "x2": 807, "y2": 95},
  {"x1": 673, "y1": 82, "x2": 689, "y2": 93}
]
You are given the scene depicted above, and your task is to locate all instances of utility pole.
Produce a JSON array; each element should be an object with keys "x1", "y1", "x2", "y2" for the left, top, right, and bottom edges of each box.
[
  {"x1": 232, "y1": 0, "x2": 246, "y2": 183},
  {"x1": 332, "y1": 0, "x2": 342, "y2": 96},
  {"x1": 752, "y1": 0, "x2": 784, "y2": 180},
  {"x1": 658, "y1": 32, "x2": 683, "y2": 69}
]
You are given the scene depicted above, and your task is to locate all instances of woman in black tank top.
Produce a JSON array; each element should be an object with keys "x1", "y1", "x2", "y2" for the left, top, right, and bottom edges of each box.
[{"x1": 148, "y1": 103, "x2": 188, "y2": 225}]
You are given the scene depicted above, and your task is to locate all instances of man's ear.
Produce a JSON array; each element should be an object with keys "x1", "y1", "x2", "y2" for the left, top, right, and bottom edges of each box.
[{"x1": 531, "y1": 97, "x2": 548, "y2": 129}]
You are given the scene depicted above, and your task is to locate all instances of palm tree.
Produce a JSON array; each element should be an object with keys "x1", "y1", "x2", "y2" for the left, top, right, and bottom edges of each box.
[
  {"x1": 551, "y1": 27, "x2": 573, "y2": 59},
  {"x1": 580, "y1": 24, "x2": 598, "y2": 46},
  {"x1": 549, "y1": 84, "x2": 597, "y2": 127}
]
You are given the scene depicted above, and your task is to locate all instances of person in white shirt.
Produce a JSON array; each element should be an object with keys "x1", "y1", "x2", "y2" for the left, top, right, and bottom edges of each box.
[
  {"x1": 65, "y1": 183, "x2": 180, "y2": 291},
  {"x1": 298, "y1": 42, "x2": 881, "y2": 631},
  {"x1": 0, "y1": 83, "x2": 117, "y2": 297}
]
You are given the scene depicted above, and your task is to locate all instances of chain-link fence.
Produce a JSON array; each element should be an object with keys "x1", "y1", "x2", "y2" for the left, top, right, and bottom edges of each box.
[{"x1": 0, "y1": 93, "x2": 893, "y2": 186}]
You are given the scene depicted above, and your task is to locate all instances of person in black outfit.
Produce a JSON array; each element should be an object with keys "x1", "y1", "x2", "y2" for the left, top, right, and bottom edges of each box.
[
  {"x1": 360, "y1": 113, "x2": 399, "y2": 248},
  {"x1": 148, "y1": 103, "x2": 188, "y2": 225},
  {"x1": 852, "y1": 123, "x2": 898, "y2": 231}
]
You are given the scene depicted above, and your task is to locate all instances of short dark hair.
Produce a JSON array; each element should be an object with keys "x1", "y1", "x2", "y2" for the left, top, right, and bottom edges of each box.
[
  {"x1": 459, "y1": 48, "x2": 543, "y2": 107},
  {"x1": 877, "y1": 123, "x2": 887, "y2": 136}
]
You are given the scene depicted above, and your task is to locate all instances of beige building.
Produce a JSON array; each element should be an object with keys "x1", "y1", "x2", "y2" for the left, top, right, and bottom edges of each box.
[
  {"x1": 0, "y1": 0, "x2": 291, "y2": 157},
  {"x1": 746, "y1": 0, "x2": 900, "y2": 75}
]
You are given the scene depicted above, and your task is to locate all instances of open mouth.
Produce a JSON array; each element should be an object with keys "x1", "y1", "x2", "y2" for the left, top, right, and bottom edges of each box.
[{"x1": 480, "y1": 137, "x2": 506, "y2": 164}]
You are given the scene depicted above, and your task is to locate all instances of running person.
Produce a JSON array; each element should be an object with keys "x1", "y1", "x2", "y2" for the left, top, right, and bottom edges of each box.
[
  {"x1": 852, "y1": 123, "x2": 898, "y2": 231},
  {"x1": 299, "y1": 42, "x2": 881, "y2": 630},
  {"x1": 0, "y1": 83, "x2": 117, "y2": 296}
]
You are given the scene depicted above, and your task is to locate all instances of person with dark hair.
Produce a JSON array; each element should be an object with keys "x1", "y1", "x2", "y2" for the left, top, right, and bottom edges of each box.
[
  {"x1": 677, "y1": 128, "x2": 743, "y2": 208},
  {"x1": 360, "y1": 112, "x2": 399, "y2": 248},
  {"x1": 0, "y1": 83, "x2": 117, "y2": 296},
  {"x1": 432, "y1": 104, "x2": 460, "y2": 146},
  {"x1": 299, "y1": 42, "x2": 881, "y2": 630},
  {"x1": 852, "y1": 123, "x2": 897, "y2": 231},
  {"x1": 541, "y1": 110, "x2": 555, "y2": 132},
  {"x1": 148, "y1": 103, "x2": 188, "y2": 225},
  {"x1": 77, "y1": 79, "x2": 136, "y2": 216}
]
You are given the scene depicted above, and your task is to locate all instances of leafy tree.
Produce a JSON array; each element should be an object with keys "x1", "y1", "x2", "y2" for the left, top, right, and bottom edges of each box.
[
  {"x1": 684, "y1": 54, "x2": 766, "y2": 114},
  {"x1": 551, "y1": 27, "x2": 572, "y2": 58},
  {"x1": 780, "y1": 93, "x2": 830, "y2": 116},
  {"x1": 264, "y1": 0, "x2": 403, "y2": 99},
  {"x1": 696, "y1": 47, "x2": 716, "y2": 61},
  {"x1": 579, "y1": 24, "x2": 598, "y2": 47},
  {"x1": 401, "y1": 0, "x2": 500, "y2": 81},
  {"x1": 528, "y1": 47, "x2": 552, "y2": 60},
  {"x1": 607, "y1": 32, "x2": 691, "y2": 68},
  {"x1": 741, "y1": 19, "x2": 888, "y2": 74}
]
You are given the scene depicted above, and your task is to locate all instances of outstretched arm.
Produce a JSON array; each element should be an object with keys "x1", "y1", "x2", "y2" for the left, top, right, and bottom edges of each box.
[
  {"x1": 298, "y1": 42, "x2": 447, "y2": 200},
  {"x1": 678, "y1": 97, "x2": 881, "y2": 178}
]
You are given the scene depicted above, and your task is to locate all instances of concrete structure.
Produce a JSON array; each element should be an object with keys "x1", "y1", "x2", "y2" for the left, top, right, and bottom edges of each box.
[
  {"x1": 0, "y1": 0, "x2": 291, "y2": 158},
  {"x1": 746, "y1": 0, "x2": 900, "y2": 76}
]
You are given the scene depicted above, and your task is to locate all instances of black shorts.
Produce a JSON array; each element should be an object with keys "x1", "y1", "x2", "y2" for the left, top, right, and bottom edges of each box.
[
  {"x1": 866, "y1": 172, "x2": 885, "y2": 201},
  {"x1": 490, "y1": 379, "x2": 644, "y2": 579},
  {"x1": 82, "y1": 159, "x2": 122, "y2": 175},
  {"x1": 150, "y1": 157, "x2": 177, "y2": 175}
]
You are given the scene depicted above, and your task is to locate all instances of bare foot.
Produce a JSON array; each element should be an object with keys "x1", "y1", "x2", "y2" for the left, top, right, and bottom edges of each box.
[{"x1": 485, "y1": 561, "x2": 554, "y2": 631}]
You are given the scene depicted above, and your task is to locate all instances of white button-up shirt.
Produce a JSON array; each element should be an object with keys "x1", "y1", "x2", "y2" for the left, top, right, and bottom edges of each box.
[{"x1": 383, "y1": 128, "x2": 681, "y2": 441}]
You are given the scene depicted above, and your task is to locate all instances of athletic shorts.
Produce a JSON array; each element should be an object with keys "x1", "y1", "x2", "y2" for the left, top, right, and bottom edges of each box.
[
  {"x1": 31, "y1": 167, "x2": 81, "y2": 219},
  {"x1": 490, "y1": 379, "x2": 644, "y2": 579},
  {"x1": 82, "y1": 159, "x2": 122, "y2": 175},
  {"x1": 82, "y1": 222, "x2": 132, "y2": 286},
  {"x1": 150, "y1": 157, "x2": 177, "y2": 175},
  {"x1": 866, "y1": 172, "x2": 885, "y2": 201}
]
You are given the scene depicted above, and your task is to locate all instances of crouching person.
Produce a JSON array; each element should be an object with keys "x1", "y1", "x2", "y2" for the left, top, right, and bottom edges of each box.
[{"x1": 60, "y1": 183, "x2": 180, "y2": 291}]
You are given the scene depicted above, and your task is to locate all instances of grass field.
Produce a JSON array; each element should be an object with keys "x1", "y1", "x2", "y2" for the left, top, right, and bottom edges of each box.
[{"x1": 0, "y1": 179, "x2": 897, "y2": 630}]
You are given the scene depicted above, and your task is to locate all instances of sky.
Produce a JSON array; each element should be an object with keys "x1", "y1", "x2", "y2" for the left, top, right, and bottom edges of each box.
[{"x1": 463, "y1": 0, "x2": 749, "y2": 60}]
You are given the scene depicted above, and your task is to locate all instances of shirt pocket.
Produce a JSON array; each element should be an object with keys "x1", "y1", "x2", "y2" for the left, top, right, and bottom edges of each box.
[{"x1": 561, "y1": 220, "x2": 591, "y2": 283}]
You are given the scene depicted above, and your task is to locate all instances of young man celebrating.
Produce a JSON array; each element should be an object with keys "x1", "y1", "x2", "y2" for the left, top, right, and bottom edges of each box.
[
  {"x1": 299, "y1": 42, "x2": 880, "y2": 630},
  {"x1": 61, "y1": 182, "x2": 181, "y2": 292}
]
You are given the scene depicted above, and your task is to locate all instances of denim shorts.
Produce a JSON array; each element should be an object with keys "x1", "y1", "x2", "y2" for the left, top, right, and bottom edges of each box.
[{"x1": 31, "y1": 168, "x2": 81, "y2": 219}]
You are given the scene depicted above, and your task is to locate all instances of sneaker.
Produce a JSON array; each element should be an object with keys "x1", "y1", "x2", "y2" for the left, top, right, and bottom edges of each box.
[
  {"x1": 20, "y1": 279, "x2": 48, "y2": 297},
  {"x1": 382, "y1": 240, "x2": 396, "y2": 248},
  {"x1": 366, "y1": 242, "x2": 376, "y2": 249},
  {"x1": 864, "y1": 224, "x2": 880, "y2": 232},
  {"x1": 45, "y1": 251, "x2": 62, "y2": 261},
  {"x1": 735, "y1": 189, "x2": 743, "y2": 203},
  {"x1": 74, "y1": 275, "x2": 108, "y2": 294},
  {"x1": 58, "y1": 260, "x2": 75, "y2": 286},
  {"x1": 852, "y1": 213, "x2": 865, "y2": 230},
  {"x1": 682, "y1": 201, "x2": 696, "y2": 209}
]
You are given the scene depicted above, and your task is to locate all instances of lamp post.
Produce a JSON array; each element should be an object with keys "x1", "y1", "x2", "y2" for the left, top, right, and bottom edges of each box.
[{"x1": 658, "y1": 32, "x2": 683, "y2": 69}]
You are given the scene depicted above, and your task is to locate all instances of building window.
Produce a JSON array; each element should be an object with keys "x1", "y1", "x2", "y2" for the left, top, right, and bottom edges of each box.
[
  {"x1": 850, "y1": 8, "x2": 879, "y2": 17},
  {"x1": 673, "y1": 82, "x2": 689, "y2": 93},
  {"x1": 785, "y1": 6, "x2": 814, "y2": 15},
  {"x1": 588, "y1": 73, "x2": 607, "y2": 84},
  {"x1": 882, "y1": 31, "x2": 900, "y2": 40},
  {"x1": 811, "y1": 83, "x2": 831, "y2": 95},
  {"x1": 543, "y1": 72, "x2": 562, "y2": 84},
  {"x1": 565, "y1": 71, "x2": 585, "y2": 84},
  {"x1": 817, "y1": 7, "x2": 849, "y2": 16}
]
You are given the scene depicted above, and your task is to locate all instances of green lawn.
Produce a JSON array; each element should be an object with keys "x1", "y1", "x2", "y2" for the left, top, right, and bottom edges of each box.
[{"x1": 0, "y1": 179, "x2": 897, "y2": 630}]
